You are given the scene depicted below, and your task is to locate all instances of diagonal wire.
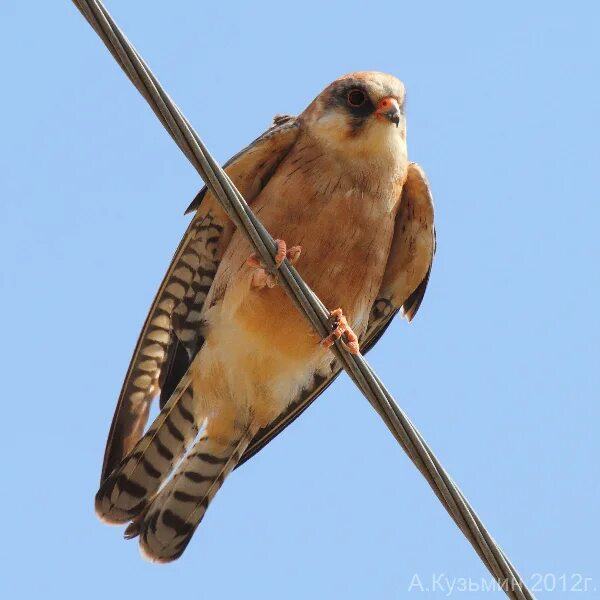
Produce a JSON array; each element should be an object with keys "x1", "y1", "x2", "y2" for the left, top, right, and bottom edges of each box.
[{"x1": 71, "y1": 2, "x2": 535, "y2": 597}]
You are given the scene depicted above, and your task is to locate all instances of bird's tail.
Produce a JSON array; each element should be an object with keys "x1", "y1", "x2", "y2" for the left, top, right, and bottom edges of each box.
[
  {"x1": 95, "y1": 371, "x2": 201, "y2": 524},
  {"x1": 134, "y1": 419, "x2": 255, "y2": 563}
]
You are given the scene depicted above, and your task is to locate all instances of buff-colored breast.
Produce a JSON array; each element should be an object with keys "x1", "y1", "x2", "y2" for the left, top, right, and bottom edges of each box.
[{"x1": 207, "y1": 134, "x2": 406, "y2": 367}]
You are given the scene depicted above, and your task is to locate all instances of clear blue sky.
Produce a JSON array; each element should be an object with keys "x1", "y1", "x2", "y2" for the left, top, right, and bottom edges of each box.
[{"x1": 1, "y1": 1, "x2": 599, "y2": 598}]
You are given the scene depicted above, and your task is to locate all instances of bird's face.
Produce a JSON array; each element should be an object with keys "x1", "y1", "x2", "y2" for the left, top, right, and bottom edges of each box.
[{"x1": 302, "y1": 72, "x2": 407, "y2": 168}]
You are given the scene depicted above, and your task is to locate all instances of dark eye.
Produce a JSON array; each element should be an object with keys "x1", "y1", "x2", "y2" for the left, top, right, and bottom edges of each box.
[{"x1": 347, "y1": 88, "x2": 367, "y2": 108}]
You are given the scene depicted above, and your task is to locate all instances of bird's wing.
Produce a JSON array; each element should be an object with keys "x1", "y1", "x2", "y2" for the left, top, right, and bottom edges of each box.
[
  {"x1": 237, "y1": 162, "x2": 436, "y2": 467},
  {"x1": 101, "y1": 115, "x2": 300, "y2": 482}
]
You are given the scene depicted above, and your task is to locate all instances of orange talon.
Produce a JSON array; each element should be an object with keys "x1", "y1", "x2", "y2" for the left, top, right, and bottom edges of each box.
[
  {"x1": 251, "y1": 268, "x2": 277, "y2": 289},
  {"x1": 274, "y1": 239, "x2": 287, "y2": 267},
  {"x1": 245, "y1": 252, "x2": 262, "y2": 269},
  {"x1": 286, "y1": 245, "x2": 302, "y2": 265},
  {"x1": 320, "y1": 308, "x2": 360, "y2": 354},
  {"x1": 246, "y1": 239, "x2": 301, "y2": 289}
]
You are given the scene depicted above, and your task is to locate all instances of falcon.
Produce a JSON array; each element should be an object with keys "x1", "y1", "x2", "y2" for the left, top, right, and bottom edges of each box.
[{"x1": 95, "y1": 71, "x2": 436, "y2": 562}]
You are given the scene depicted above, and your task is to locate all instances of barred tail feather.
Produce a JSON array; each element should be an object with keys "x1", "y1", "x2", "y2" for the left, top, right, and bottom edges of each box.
[
  {"x1": 95, "y1": 372, "x2": 201, "y2": 524},
  {"x1": 137, "y1": 423, "x2": 255, "y2": 563}
]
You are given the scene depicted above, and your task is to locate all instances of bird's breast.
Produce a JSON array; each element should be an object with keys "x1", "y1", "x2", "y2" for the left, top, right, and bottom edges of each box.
[{"x1": 215, "y1": 148, "x2": 404, "y2": 368}]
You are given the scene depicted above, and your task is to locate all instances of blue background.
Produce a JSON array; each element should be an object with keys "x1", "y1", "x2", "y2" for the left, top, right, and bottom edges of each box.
[{"x1": 1, "y1": 1, "x2": 598, "y2": 598}]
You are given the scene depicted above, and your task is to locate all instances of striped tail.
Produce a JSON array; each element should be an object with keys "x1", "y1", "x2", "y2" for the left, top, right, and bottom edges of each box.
[
  {"x1": 135, "y1": 421, "x2": 255, "y2": 563},
  {"x1": 95, "y1": 372, "x2": 201, "y2": 524}
]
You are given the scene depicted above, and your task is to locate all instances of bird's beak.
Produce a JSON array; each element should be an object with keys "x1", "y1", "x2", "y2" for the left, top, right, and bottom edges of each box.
[{"x1": 375, "y1": 97, "x2": 401, "y2": 127}]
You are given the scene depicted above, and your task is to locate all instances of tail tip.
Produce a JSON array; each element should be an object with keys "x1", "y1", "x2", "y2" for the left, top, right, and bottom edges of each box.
[
  {"x1": 94, "y1": 489, "x2": 143, "y2": 526},
  {"x1": 139, "y1": 536, "x2": 186, "y2": 564}
]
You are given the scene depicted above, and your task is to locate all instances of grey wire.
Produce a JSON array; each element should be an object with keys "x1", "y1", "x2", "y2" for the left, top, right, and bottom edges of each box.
[{"x1": 71, "y1": 2, "x2": 535, "y2": 597}]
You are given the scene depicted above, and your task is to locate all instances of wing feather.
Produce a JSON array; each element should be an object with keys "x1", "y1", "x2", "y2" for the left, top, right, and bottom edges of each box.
[{"x1": 101, "y1": 116, "x2": 300, "y2": 482}]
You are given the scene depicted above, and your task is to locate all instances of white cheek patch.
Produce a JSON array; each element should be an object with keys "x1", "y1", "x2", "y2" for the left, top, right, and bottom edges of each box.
[
  {"x1": 311, "y1": 111, "x2": 348, "y2": 147},
  {"x1": 311, "y1": 108, "x2": 407, "y2": 166}
]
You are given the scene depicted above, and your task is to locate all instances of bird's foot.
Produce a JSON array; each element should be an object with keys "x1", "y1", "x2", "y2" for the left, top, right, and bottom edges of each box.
[
  {"x1": 247, "y1": 239, "x2": 302, "y2": 289},
  {"x1": 320, "y1": 308, "x2": 360, "y2": 354}
]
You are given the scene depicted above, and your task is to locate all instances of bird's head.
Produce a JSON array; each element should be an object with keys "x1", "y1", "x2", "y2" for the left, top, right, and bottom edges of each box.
[{"x1": 301, "y1": 72, "x2": 407, "y2": 167}]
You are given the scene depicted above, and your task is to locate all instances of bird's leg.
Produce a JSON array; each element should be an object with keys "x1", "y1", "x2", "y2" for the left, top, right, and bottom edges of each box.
[
  {"x1": 246, "y1": 239, "x2": 302, "y2": 289},
  {"x1": 320, "y1": 308, "x2": 360, "y2": 354}
]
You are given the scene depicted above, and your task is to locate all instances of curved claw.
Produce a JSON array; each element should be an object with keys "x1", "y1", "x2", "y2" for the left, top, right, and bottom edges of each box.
[
  {"x1": 285, "y1": 244, "x2": 302, "y2": 265},
  {"x1": 274, "y1": 239, "x2": 287, "y2": 267},
  {"x1": 251, "y1": 268, "x2": 278, "y2": 289},
  {"x1": 320, "y1": 308, "x2": 360, "y2": 354},
  {"x1": 247, "y1": 239, "x2": 302, "y2": 289}
]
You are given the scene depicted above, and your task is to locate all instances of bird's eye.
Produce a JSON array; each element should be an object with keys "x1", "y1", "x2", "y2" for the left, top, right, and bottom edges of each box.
[{"x1": 347, "y1": 89, "x2": 367, "y2": 108}]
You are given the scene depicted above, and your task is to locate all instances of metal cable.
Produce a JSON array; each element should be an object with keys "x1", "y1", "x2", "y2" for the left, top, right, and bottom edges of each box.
[{"x1": 72, "y1": 2, "x2": 534, "y2": 597}]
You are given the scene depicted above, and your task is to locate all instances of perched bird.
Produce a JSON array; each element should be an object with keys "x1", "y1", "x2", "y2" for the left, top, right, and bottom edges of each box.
[{"x1": 95, "y1": 71, "x2": 436, "y2": 562}]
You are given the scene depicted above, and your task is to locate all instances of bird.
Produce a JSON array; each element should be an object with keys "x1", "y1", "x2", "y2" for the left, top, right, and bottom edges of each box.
[{"x1": 95, "y1": 71, "x2": 436, "y2": 563}]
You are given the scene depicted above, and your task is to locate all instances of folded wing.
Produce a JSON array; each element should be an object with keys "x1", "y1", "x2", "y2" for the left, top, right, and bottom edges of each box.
[{"x1": 101, "y1": 116, "x2": 300, "y2": 482}]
